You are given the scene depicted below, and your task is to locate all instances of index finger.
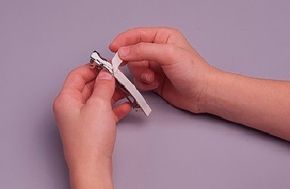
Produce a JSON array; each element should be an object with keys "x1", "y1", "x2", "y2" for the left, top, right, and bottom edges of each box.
[
  {"x1": 109, "y1": 27, "x2": 178, "y2": 52},
  {"x1": 63, "y1": 64, "x2": 97, "y2": 92}
]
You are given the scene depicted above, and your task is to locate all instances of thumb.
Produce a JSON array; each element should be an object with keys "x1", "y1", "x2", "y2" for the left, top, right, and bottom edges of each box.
[
  {"x1": 90, "y1": 69, "x2": 115, "y2": 102},
  {"x1": 117, "y1": 43, "x2": 190, "y2": 66}
]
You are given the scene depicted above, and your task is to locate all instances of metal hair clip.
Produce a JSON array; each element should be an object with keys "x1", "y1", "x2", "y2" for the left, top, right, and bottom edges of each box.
[
  {"x1": 90, "y1": 51, "x2": 113, "y2": 74},
  {"x1": 90, "y1": 51, "x2": 152, "y2": 116}
]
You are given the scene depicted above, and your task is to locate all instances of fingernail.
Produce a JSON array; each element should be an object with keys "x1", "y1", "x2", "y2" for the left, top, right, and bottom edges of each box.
[
  {"x1": 97, "y1": 70, "x2": 113, "y2": 80},
  {"x1": 118, "y1": 47, "x2": 130, "y2": 58},
  {"x1": 141, "y1": 73, "x2": 153, "y2": 83}
]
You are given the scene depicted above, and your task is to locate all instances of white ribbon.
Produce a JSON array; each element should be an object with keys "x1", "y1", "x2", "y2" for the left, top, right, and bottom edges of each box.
[{"x1": 112, "y1": 53, "x2": 152, "y2": 116}]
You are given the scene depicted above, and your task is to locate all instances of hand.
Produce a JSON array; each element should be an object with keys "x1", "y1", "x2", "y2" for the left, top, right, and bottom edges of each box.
[
  {"x1": 110, "y1": 27, "x2": 220, "y2": 113},
  {"x1": 110, "y1": 27, "x2": 290, "y2": 141},
  {"x1": 53, "y1": 65, "x2": 131, "y2": 189}
]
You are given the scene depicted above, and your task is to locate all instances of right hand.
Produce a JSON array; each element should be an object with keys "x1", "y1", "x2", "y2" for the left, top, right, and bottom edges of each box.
[{"x1": 110, "y1": 27, "x2": 220, "y2": 113}]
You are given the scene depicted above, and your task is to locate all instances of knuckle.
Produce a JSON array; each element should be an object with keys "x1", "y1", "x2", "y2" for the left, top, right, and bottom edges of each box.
[
  {"x1": 69, "y1": 74, "x2": 79, "y2": 82},
  {"x1": 67, "y1": 69, "x2": 79, "y2": 79},
  {"x1": 68, "y1": 67, "x2": 78, "y2": 76},
  {"x1": 170, "y1": 27, "x2": 180, "y2": 34},
  {"x1": 67, "y1": 65, "x2": 85, "y2": 80},
  {"x1": 52, "y1": 95, "x2": 63, "y2": 113},
  {"x1": 127, "y1": 27, "x2": 138, "y2": 33},
  {"x1": 135, "y1": 42, "x2": 146, "y2": 54},
  {"x1": 87, "y1": 96, "x2": 107, "y2": 106},
  {"x1": 137, "y1": 42, "x2": 145, "y2": 48},
  {"x1": 165, "y1": 44, "x2": 177, "y2": 54},
  {"x1": 52, "y1": 92, "x2": 70, "y2": 113},
  {"x1": 164, "y1": 27, "x2": 181, "y2": 35}
]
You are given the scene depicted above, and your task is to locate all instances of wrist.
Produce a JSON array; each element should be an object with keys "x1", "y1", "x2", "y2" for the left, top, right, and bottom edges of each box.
[
  {"x1": 200, "y1": 69, "x2": 233, "y2": 114},
  {"x1": 67, "y1": 154, "x2": 113, "y2": 174},
  {"x1": 192, "y1": 67, "x2": 225, "y2": 114},
  {"x1": 69, "y1": 158, "x2": 113, "y2": 189}
]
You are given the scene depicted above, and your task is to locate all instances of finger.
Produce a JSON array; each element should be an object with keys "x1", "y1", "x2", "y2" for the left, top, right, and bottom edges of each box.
[
  {"x1": 133, "y1": 77, "x2": 159, "y2": 91},
  {"x1": 88, "y1": 69, "x2": 115, "y2": 104},
  {"x1": 63, "y1": 64, "x2": 97, "y2": 92},
  {"x1": 117, "y1": 43, "x2": 190, "y2": 67},
  {"x1": 139, "y1": 68, "x2": 155, "y2": 84},
  {"x1": 127, "y1": 62, "x2": 159, "y2": 90},
  {"x1": 112, "y1": 88, "x2": 127, "y2": 104},
  {"x1": 126, "y1": 60, "x2": 149, "y2": 80},
  {"x1": 109, "y1": 27, "x2": 178, "y2": 52},
  {"x1": 81, "y1": 80, "x2": 95, "y2": 103},
  {"x1": 113, "y1": 103, "x2": 132, "y2": 122}
]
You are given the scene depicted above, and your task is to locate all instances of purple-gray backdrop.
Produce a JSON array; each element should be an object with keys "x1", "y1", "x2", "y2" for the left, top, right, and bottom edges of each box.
[{"x1": 0, "y1": 0, "x2": 290, "y2": 188}]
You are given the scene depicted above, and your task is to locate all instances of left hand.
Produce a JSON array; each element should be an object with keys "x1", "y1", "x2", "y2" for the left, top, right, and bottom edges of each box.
[{"x1": 53, "y1": 64, "x2": 131, "y2": 189}]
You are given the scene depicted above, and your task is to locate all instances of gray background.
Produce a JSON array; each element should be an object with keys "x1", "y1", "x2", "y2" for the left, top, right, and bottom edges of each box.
[{"x1": 0, "y1": 0, "x2": 290, "y2": 188}]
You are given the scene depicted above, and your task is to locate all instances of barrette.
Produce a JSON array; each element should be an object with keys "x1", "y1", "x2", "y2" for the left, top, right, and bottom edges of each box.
[{"x1": 90, "y1": 51, "x2": 151, "y2": 116}]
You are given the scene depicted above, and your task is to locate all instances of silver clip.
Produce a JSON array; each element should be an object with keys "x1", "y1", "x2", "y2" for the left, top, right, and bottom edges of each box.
[
  {"x1": 90, "y1": 51, "x2": 152, "y2": 116},
  {"x1": 90, "y1": 51, "x2": 113, "y2": 74}
]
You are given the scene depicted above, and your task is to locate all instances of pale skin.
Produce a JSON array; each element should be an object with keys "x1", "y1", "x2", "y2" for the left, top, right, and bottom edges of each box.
[{"x1": 53, "y1": 27, "x2": 290, "y2": 189}]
